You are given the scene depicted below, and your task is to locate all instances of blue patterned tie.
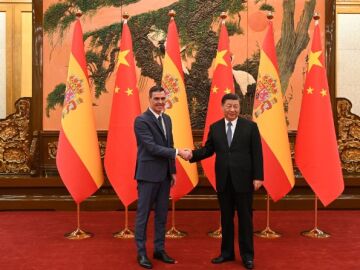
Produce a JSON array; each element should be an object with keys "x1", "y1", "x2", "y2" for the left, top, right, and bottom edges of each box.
[
  {"x1": 158, "y1": 115, "x2": 166, "y2": 137},
  {"x1": 227, "y1": 122, "x2": 232, "y2": 147}
]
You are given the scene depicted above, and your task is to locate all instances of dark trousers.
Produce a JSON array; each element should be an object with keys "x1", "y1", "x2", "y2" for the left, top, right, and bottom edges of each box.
[
  {"x1": 217, "y1": 177, "x2": 254, "y2": 260},
  {"x1": 135, "y1": 179, "x2": 171, "y2": 256}
]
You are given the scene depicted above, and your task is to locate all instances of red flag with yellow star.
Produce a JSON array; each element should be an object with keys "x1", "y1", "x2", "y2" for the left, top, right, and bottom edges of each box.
[
  {"x1": 295, "y1": 21, "x2": 344, "y2": 206},
  {"x1": 104, "y1": 20, "x2": 140, "y2": 207},
  {"x1": 201, "y1": 22, "x2": 234, "y2": 190}
]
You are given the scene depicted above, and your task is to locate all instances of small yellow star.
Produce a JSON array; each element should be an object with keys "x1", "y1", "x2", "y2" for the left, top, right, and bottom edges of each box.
[
  {"x1": 117, "y1": 49, "x2": 130, "y2": 67},
  {"x1": 307, "y1": 87, "x2": 314, "y2": 94},
  {"x1": 213, "y1": 50, "x2": 228, "y2": 70},
  {"x1": 114, "y1": 87, "x2": 120, "y2": 93},
  {"x1": 320, "y1": 89, "x2": 327, "y2": 97},
  {"x1": 308, "y1": 50, "x2": 322, "y2": 72},
  {"x1": 224, "y1": 88, "x2": 231, "y2": 94},
  {"x1": 212, "y1": 86, "x2": 218, "y2": 93},
  {"x1": 125, "y1": 88, "x2": 133, "y2": 96}
]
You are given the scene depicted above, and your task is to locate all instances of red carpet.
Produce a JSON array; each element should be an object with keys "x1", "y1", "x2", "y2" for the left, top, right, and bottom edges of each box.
[{"x1": 0, "y1": 211, "x2": 359, "y2": 270}]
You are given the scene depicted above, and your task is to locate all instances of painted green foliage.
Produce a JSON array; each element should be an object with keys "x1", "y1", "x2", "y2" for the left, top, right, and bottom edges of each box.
[{"x1": 44, "y1": 0, "x2": 315, "y2": 129}]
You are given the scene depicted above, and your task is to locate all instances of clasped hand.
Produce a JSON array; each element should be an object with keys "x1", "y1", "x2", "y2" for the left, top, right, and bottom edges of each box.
[{"x1": 178, "y1": 148, "x2": 192, "y2": 161}]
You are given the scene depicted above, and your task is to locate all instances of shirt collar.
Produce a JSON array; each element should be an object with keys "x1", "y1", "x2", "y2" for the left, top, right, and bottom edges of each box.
[
  {"x1": 149, "y1": 107, "x2": 162, "y2": 118},
  {"x1": 224, "y1": 118, "x2": 238, "y2": 126}
]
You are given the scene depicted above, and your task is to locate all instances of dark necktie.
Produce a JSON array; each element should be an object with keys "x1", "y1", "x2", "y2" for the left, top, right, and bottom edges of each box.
[
  {"x1": 227, "y1": 122, "x2": 232, "y2": 147},
  {"x1": 158, "y1": 115, "x2": 166, "y2": 137}
]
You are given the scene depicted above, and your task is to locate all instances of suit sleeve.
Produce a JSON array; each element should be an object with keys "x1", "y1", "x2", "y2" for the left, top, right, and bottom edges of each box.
[
  {"x1": 134, "y1": 117, "x2": 176, "y2": 159},
  {"x1": 251, "y1": 122, "x2": 264, "y2": 180},
  {"x1": 190, "y1": 125, "x2": 215, "y2": 163},
  {"x1": 168, "y1": 116, "x2": 176, "y2": 174}
]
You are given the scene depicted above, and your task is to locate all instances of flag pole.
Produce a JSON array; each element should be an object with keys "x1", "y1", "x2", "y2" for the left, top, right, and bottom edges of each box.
[
  {"x1": 301, "y1": 194, "x2": 330, "y2": 238},
  {"x1": 254, "y1": 192, "x2": 281, "y2": 238},
  {"x1": 166, "y1": 199, "x2": 187, "y2": 238},
  {"x1": 65, "y1": 203, "x2": 93, "y2": 240},
  {"x1": 113, "y1": 205, "x2": 135, "y2": 239}
]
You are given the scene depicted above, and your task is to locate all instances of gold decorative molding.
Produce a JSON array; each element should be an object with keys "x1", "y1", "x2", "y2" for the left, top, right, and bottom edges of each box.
[
  {"x1": 337, "y1": 98, "x2": 360, "y2": 173},
  {"x1": 0, "y1": 97, "x2": 31, "y2": 174},
  {"x1": 47, "y1": 141, "x2": 107, "y2": 160}
]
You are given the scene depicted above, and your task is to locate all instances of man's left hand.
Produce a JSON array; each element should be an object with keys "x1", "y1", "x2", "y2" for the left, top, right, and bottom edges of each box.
[
  {"x1": 171, "y1": 174, "x2": 176, "y2": 187},
  {"x1": 253, "y1": 180, "x2": 263, "y2": 191}
]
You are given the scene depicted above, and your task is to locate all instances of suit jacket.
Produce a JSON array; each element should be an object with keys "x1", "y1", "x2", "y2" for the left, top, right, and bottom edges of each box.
[
  {"x1": 191, "y1": 117, "x2": 263, "y2": 192},
  {"x1": 134, "y1": 109, "x2": 176, "y2": 182}
]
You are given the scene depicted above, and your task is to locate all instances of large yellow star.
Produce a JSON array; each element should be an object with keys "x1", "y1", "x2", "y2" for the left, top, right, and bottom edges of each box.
[
  {"x1": 117, "y1": 49, "x2": 130, "y2": 67},
  {"x1": 320, "y1": 89, "x2": 327, "y2": 97},
  {"x1": 213, "y1": 50, "x2": 228, "y2": 70},
  {"x1": 212, "y1": 86, "x2": 218, "y2": 93},
  {"x1": 224, "y1": 88, "x2": 231, "y2": 94},
  {"x1": 125, "y1": 88, "x2": 133, "y2": 96},
  {"x1": 307, "y1": 87, "x2": 314, "y2": 94},
  {"x1": 308, "y1": 50, "x2": 322, "y2": 72}
]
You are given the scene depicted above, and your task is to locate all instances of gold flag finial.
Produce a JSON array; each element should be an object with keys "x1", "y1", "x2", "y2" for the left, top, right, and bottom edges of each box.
[
  {"x1": 313, "y1": 12, "x2": 320, "y2": 21},
  {"x1": 75, "y1": 7, "x2": 82, "y2": 18},
  {"x1": 220, "y1": 12, "x2": 227, "y2": 20},
  {"x1": 168, "y1": 10, "x2": 176, "y2": 18},
  {"x1": 123, "y1": 11, "x2": 130, "y2": 20},
  {"x1": 267, "y1": 11, "x2": 274, "y2": 20}
]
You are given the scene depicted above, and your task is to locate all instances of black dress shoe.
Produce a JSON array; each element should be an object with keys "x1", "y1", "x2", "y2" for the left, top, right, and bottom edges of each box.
[
  {"x1": 137, "y1": 255, "x2": 152, "y2": 269},
  {"x1": 153, "y1": 251, "x2": 176, "y2": 264},
  {"x1": 211, "y1": 255, "x2": 235, "y2": 264},
  {"x1": 242, "y1": 260, "x2": 254, "y2": 269}
]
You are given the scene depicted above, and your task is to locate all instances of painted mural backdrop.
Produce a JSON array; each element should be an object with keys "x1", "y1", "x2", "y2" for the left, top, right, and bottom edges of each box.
[{"x1": 43, "y1": 0, "x2": 325, "y2": 130}]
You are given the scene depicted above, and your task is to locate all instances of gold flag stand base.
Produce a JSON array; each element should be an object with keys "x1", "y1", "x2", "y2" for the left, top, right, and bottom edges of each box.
[
  {"x1": 255, "y1": 194, "x2": 282, "y2": 239},
  {"x1": 113, "y1": 228, "x2": 135, "y2": 239},
  {"x1": 301, "y1": 195, "x2": 331, "y2": 239},
  {"x1": 301, "y1": 227, "x2": 330, "y2": 238},
  {"x1": 165, "y1": 200, "x2": 187, "y2": 239},
  {"x1": 208, "y1": 226, "x2": 222, "y2": 238},
  {"x1": 113, "y1": 206, "x2": 135, "y2": 239},
  {"x1": 166, "y1": 226, "x2": 187, "y2": 239},
  {"x1": 64, "y1": 203, "x2": 93, "y2": 240},
  {"x1": 254, "y1": 226, "x2": 281, "y2": 239},
  {"x1": 65, "y1": 228, "x2": 93, "y2": 240}
]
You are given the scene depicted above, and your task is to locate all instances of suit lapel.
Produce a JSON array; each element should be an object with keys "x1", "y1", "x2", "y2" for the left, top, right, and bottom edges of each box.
[
  {"x1": 231, "y1": 119, "x2": 242, "y2": 148},
  {"x1": 146, "y1": 109, "x2": 166, "y2": 141},
  {"x1": 218, "y1": 119, "x2": 230, "y2": 149}
]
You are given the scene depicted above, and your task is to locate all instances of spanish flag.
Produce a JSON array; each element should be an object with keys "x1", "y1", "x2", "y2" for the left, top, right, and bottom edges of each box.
[
  {"x1": 202, "y1": 21, "x2": 234, "y2": 190},
  {"x1": 295, "y1": 21, "x2": 344, "y2": 206},
  {"x1": 252, "y1": 20, "x2": 294, "y2": 201},
  {"x1": 56, "y1": 20, "x2": 104, "y2": 204},
  {"x1": 105, "y1": 20, "x2": 140, "y2": 207},
  {"x1": 161, "y1": 15, "x2": 198, "y2": 200}
]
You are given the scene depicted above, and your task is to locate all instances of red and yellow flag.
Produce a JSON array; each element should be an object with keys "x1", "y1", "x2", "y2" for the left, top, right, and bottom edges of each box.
[
  {"x1": 56, "y1": 20, "x2": 104, "y2": 203},
  {"x1": 104, "y1": 20, "x2": 140, "y2": 206},
  {"x1": 161, "y1": 16, "x2": 198, "y2": 200},
  {"x1": 202, "y1": 21, "x2": 234, "y2": 190},
  {"x1": 295, "y1": 21, "x2": 344, "y2": 206},
  {"x1": 252, "y1": 21, "x2": 294, "y2": 201}
]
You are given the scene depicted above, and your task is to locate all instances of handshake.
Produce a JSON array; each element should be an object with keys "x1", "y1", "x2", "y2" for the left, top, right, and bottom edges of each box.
[{"x1": 178, "y1": 148, "x2": 193, "y2": 161}]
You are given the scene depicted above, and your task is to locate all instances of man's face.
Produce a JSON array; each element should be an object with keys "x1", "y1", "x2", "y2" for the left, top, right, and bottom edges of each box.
[
  {"x1": 222, "y1": 99, "x2": 240, "y2": 121},
  {"x1": 149, "y1": 91, "x2": 166, "y2": 114}
]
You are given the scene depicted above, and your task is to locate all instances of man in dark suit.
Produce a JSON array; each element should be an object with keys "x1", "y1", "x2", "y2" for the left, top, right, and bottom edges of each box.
[
  {"x1": 134, "y1": 85, "x2": 190, "y2": 269},
  {"x1": 190, "y1": 93, "x2": 263, "y2": 269}
]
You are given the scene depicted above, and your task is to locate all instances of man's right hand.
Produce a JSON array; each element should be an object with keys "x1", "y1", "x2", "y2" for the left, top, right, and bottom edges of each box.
[{"x1": 178, "y1": 149, "x2": 192, "y2": 161}]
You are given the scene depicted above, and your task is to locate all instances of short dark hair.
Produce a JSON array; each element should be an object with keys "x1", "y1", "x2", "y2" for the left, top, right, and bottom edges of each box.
[
  {"x1": 149, "y1": 85, "x2": 165, "y2": 98},
  {"x1": 221, "y1": 93, "x2": 240, "y2": 105}
]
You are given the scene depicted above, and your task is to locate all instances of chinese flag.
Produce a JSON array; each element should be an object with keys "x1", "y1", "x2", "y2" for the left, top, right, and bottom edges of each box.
[
  {"x1": 252, "y1": 21, "x2": 295, "y2": 201},
  {"x1": 56, "y1": 20, "x2": 104, "y2": 203},
  {"x1": 295, "y1": 21, "x2": 344, "y2": 206},
  {"x1": 201, "y1": 22, "x2": 234, "y2": 190},
  {"x1": 104, "y1": 20, "x2": 140, "y2": 206},
  {"x1": 161, "y1": 16, "x2": 198, "y2": 200}
]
